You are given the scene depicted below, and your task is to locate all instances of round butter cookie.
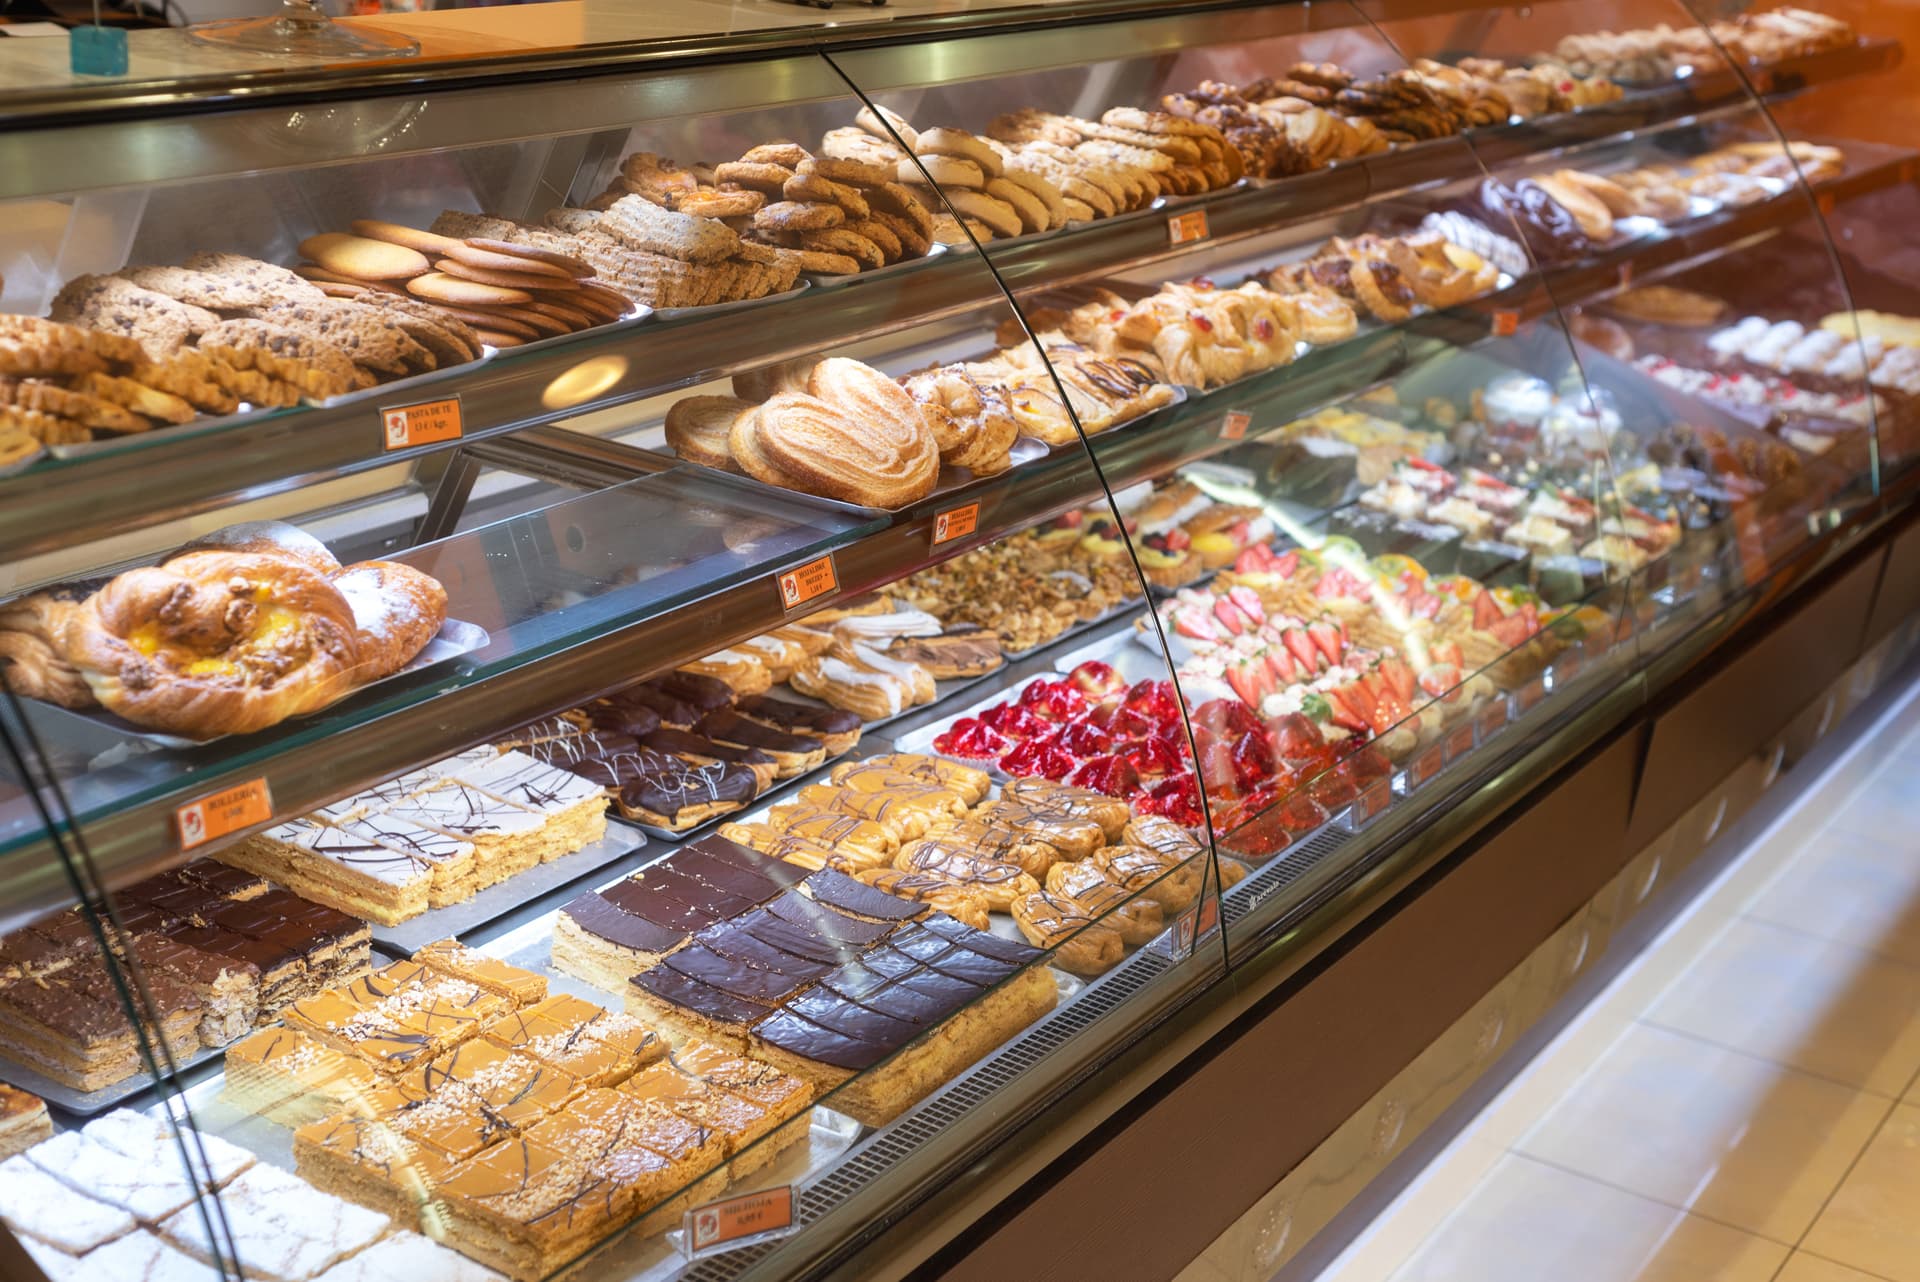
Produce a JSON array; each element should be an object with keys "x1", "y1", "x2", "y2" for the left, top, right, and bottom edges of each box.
[
  {"x1": 899, "y1": 155, "x2": 984, "y2": 190},
  {"x1": 299, "y1": 233, "x2": 431, "y2": 282},
  {"x1": 754, "y1": 201, "x2": 846, "y2": 233},
  {"x1": 406, "y1": 272, "x2": 533, "y2": 307},
  {"x1": 916, "y1": 127, "x2": 1002, "y2": 177},
  {"x1": 984, "y1": 178, "x2": 1047, "y2": 234},
  {"x1": 946, "y1": 190, "x2": 1021, "y2": 239}
]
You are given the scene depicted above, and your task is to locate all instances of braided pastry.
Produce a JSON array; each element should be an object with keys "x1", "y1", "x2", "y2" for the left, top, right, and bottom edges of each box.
[{"x1": 61, "y1": 550, "x2": 361, "y2": 737}]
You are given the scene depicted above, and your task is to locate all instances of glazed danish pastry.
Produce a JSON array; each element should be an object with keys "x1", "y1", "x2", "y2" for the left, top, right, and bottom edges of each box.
[
  {"x1": 1011, "y1": 889, "x2": 1124, "y2": 976},
  {"x1": 62, "y1": 550, "x2": 362, "y2": 738}
]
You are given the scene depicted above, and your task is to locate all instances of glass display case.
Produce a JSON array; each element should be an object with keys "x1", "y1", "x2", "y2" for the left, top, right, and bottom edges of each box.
[{"x1": 0, "y1": 0, "x2": 1910, "y2": 1278}]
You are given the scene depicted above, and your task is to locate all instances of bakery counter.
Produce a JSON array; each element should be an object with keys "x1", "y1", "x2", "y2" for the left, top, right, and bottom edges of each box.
[
  {"x1": 4, "y1": 135, "x2": 1903, "y2": 932},
  {"x1": 1, "y1": 33, "x2": 1897, "y2": 571}
]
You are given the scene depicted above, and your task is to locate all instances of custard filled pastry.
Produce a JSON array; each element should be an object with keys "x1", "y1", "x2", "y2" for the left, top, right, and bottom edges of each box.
[
  {"x1": 922, "y1": 814, "x2": 1065, "y2": 879},
  {"x1": 61, "y1": 550, "x2": 361, "y2": 738},
  {"x1": 834, "y1": 752, "x2": 990, "y2": 805},
  {"x1": 1089, "y1": 842, "x2": 1201, "y2": 913},
  {"x1": 764, "y1": 801, "x2": 899, "y2": 860},
  {"x1": 971, "y1": 798, "x2": 1106, "y2": 860},
  {"x1": 855, "y1": 868, "x2": 992, "y2": 931},
  {"x1": 797, "y1": 779, "x2": 959, "y2": 841},
  {"x1": 893, "y1": 837, "x2": 1040, "y2": 911},
  {"x1": 1000, "y1": 778, "x2": 1131, "y2": 842},
  {"x1": 1046, "y1": 860, "x2": 1165, "y2": 946},
  {"x1": 718, "y1": 821, "x2": 885, "y2": 873},
  {"x1": 1011, "y1": 889, "x2": 1124, "y2": 976},
  {"x1": 678, "y1": 649, "x2": 773, "y2": 696}
]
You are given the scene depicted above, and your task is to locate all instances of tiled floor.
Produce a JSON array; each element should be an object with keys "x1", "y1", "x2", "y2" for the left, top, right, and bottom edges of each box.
[{"x1": 1308, "y1": 677, "x2": 1920, "y2": 1282}]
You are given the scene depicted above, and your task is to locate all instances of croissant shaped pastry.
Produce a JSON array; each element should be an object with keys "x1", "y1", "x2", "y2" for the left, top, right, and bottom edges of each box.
[{"x1": 61, "y1": 551, "x2": 363, "y2": 738}]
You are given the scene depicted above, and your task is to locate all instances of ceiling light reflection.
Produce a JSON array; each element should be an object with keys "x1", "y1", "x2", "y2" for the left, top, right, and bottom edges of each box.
[{"x1": 542, "y1": 355, "x2": 628, "y2": 410}]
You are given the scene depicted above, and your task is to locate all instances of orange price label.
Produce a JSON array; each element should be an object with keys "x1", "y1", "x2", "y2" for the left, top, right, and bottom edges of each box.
[
  {"x1": 1816, "y1": 191, "x2": 1835, "y2": 216},
  {"x1": 687, "y1": 1186, "x2": 793, "y2": 1252},
  {"x1": 176, "y1": 778, "x2": 273, "y2": 851},
  {"x1": 1219, "y1": 410, "x2": 1251, "y2": 441},
  {"x1": 1408, "y1": 743, "x2": 1444, "y2": 787},
  {"x1": 1491, "y1": 310, "x2": 1520, "y2": 338},
  {"x1": 381, "y1": 396, "x2": 463, "y2": 451},
  {"x1": 776, "y1": 555, "x2": 837, "y2": 611},
  {"x1": 1477, "y1": 697, "x2": 1509, "y2": 740},
  {"x1": 1351, "y1": 776, "x2": 1392, "y2": 825},
  {"x1": 931, "y1": 502, "x2": 980, "y2": 547},
  {"x1": 1443, "y1": 721, "x2": 1476, "y2": 763},
  {"x1": 1171, "y1": 894, "x2": 1220, "y2": 952},
  {"x1": 1167, "y1": 209, "x2": 1210, "y2": 246}
]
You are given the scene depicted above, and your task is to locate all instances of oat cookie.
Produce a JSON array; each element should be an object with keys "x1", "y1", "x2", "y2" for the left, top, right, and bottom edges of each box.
[
  {"x1": 257, "y1": 298, "x2": 433, "y2": 376},
  {"x1": 741, "y1": 142, "x2": 810, "y2": 169},
  {"x1": 783, "y1": 171, "x2": 870, "y2": 219},
  {"x1": 754, "y1": 201, "x2": 846, "y2": 233},
  {"x1": 673, "y1": 188, "x2": 765, "y2": 219},
  {"x1": 713, "y1": 161, "x2": 795, "y2": 195},
  {"x1": 799, "y1": 228, "x2": 884, "y2": 270}
]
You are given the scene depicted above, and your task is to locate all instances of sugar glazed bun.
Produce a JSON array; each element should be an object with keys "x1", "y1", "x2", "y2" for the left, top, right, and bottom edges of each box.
[
  {"x1": 330, "y1": 559, "x2": 448, "y2": 682},
  {"x1": 61, "y1": 551, "x2": 362, "y2": 738}
]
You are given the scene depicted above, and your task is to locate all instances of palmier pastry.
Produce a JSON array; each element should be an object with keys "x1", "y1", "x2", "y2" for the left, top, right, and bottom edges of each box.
[
  {"x1": 0, "y1": 585, "x2": 98, "y2": 708},
  {"x1": 732, "y1": 357, "x2": 818, "y2": 404},
  {"x1": 856, "y1": 868, "x2": 992, "y2": 931},
  {"x1": 893, "y1": 837, "x2": 1039, "y2": 911},
  {"x1": 330, "y1": 558, "x2": 446, "y2": 682},
  {"x1": 719, "y1": 821, "x2": 883, "y2": 873},
  {"x1": 663, "y1": 395, "x2": 750, "y2": 471},
  {"x1": 1000, "y1": 778, "x2": 1131, "y2": 841},
  {"x1": 1011, "y1": 889, "x2": 1124, "y2": 976},
  {"x1": 61, "y1": 550, "x2": 361, "y2": 738},
  {"x1": 764, "y1": 801, "x2": 898, "y2": 859},
  {"x1": 1089, "y1": 843, "x2": 1200, "y2": 913},
  {"x1": 834, "y1": 752, "x2": 990, "y2": 805},
  {"x1": 1046, "y1": 860, "x2": 1164, "y2": 946}
]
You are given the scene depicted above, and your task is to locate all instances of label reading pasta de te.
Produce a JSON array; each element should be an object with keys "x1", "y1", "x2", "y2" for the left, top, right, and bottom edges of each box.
[
  {"x1": 777, "y1": 555, "x2": 838, "y2": 611},
  {"x1": 1219, "y1": 410, "x2": 1252, "y2": 441},
  {"x1": 176, "y1": 778, "x2": 273, "y2": 851},
  {"x1": 380, "y1": 396, "x2": 463, "y2": 451},
  {"x1": 686, "y1": 1186, "x2": 794, "y2": 1253},
  {"x1": 1168, "y1": 209, "x2": 1210, "y2": 246},
  {"x1": 932, "y1": 502, "x2": 980, "y2": 548}
]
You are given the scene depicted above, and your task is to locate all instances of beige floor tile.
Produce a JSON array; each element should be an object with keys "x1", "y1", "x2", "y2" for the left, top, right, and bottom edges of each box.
[
  {"x1": 1514, "y1": 1023, "x2": 1888, "y2": 1241},
  {"x1": 1775, "y1": 1254, "x2": 1895, "y2": 1282},
  {"x1": 1804, "y1": 1104, "x2": 1920, "y2": 1282},
  {"x1": 1316, "y1": 1136, "x2": 1508, "y2": 1282},
  {"x1": 1388, "y1": 1154, "x2": 1787, "y2": 1282},
  {"x1": 1643, "y1": 917, "x2": 1920, "y2": 1097},
  {"x1": 1743, "y1": 830, "x2": 1920, "y2": 968}
]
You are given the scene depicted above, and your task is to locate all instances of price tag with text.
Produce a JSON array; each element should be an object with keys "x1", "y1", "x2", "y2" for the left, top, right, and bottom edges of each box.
[
  {"x1": 1443, "y1": 720, "x2": 1477, "y2": 764},
  {"x1": 176, "y1": 778, "x2": 273, "y2": 851},
  {"x1": 682, "y1": 1187, "x2": 795, "y2": 1258},
  {"x1": 1491, "y1": 310, "x2": 1520, "y2": 338},
  {"x1": 1477, "y1": 696, "x2": 1510, "y2": 741},
  {"x1": 931, "y1": 502, "x2": 979, "y2": 548},
  {"x1": 776, "y1": 555, "x2": 837, "y2": 611},
  {"x1": 1171, "y1": 895, "x2": 1220, "y2": 953},
  {"x1": 1345, "y1": 776, "x2": 1392, "y2": 829},
  {"x1": 1219, "y1": 410, "x2": 1252, "y2": 441},
  {"x1": 380, "y1": 396, "x2": 463, "y2": 451},
  {"x1": 1168, "y1": 209, "x2": 1210, "y2": 246},
  {"x1": 1407, "y1": 743, "x2": 1444, "y2": 789},
  {"x1": 1515, "y1": 675, "x2": 1548, "y2": 715}
]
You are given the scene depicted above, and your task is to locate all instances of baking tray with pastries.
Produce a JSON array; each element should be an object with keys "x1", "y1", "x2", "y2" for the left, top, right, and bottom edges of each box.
[
  {"x1": 1446, "y1": 138, "x2": 1851, "y2": 269},
  {"x1": 1546, "y1": 6, "x2": 1859, "y2": 84},
  {"x1": 217, "y1": 736, "x2": 638, "y2": 936},
  {"x1": 706, "y1": 751, "x2": 1225, "y2": 985},
  {"x1": 550, "y1": 822, "x2": 1066, "y2": 1130},
  {"x1": 892, "y1": 520, "x2": 1147, "y2": 659},
  {"x1": 0, "y1": 520, "x2": 479, "y2": 746},
  {"x1": 657, "y1": 338, "x2": 1181, "y2": 513},
  {"x1": 0, "y1": 856, "x2": 374, "y2": 1112},
  {"x1": 477, "y1": 666, "x2": 864, "y2": 844},
  {"x1": 1, "y1": 1103, "x2": 496, "y2": 1282},
  {"x1": 202, "y1": 935, "x2": 816, "y2": 1281},
  {"x1": 694, "y1": 596, "x2": 1008, "y2": 735}
]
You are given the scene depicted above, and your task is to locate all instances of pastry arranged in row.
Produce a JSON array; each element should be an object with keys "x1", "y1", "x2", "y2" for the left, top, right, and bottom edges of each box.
[
  {"x1": 1549, "y1": 7, "x2": 1856, "y2": 81},
  {"x1": 293, "y1": 222, "x2": 631, "y2": 349},
  {"x1": 552, "y1": 828, "x2": 1054, "y2": 1125},
  {"x1": 226, "y1": 942, "x2": 807, "y2": 1280},
  {"x1": 0, "y1": 858, "x2": 370, "y2": 1092},
  {"x1": 894, "y1": 526, "x2": 1144, "y2": 653},
  {"x1": 0, "y1": 520, "x2": 446, "y2": 739},
  {"x1": 3, "y1": 1107, "x2": 493, "y2": 1282}
]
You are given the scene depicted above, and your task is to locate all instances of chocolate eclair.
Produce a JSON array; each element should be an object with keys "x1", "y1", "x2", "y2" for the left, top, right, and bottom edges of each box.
[
  {"x1": 607, "y1": 684, "x2": 699, "y2": 728},
  {"x1": 695, "y1": 709, "x2": 827, "y2": 778},
  {"x1": 575, "y1": 696, "x2": 663, "y2": 738},
  {"x1": 519, "y1": 730, "x2": 639, "y2": 767},
  {"x1": 642, "y1": 727, "x2": 778, "y2": 791},
  {"x1": 616, "y1": 759, "x2": 761, "y2": 831},
  {"x1": 646, "y1": 671, "x2": 735, "y2": 712},
  {"x1": 495, "y1": 714, "x2": 584, "y2": 750},
  {"x1": 732, "y1": 695, "x2": 862, "y2": 756}
]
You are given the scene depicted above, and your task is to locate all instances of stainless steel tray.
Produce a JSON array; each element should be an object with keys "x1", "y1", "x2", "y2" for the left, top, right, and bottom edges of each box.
[
  {"x1": 804, "y1": 243, "x2": 949, "y2": 288},
  {"x1": 48, "y1": 402, "x2": 293, "y2": 461},
  {"x1": 369, "y1": 819, "x2": 648, "y2": 957},
  {"x1": 304, "y1": 348, "x2": 497, "y2": 410},
  {"x1": 653, "y1": 281, "x2": 812, "y2": 323},
  {"x1": 494, "y1": 304, "x2": 656, "y2": 357}
]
